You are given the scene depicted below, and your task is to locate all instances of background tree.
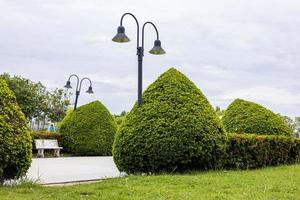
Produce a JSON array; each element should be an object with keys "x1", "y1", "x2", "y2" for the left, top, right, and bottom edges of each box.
[
  {"x1": 279, "y1": 115, "x2": 296, "y2": 133},
  {"x1": 46, "y1": 89, "x2": 70, "y2": 122},
  {"x1": 0, "y1": 73, "x2": 43, "y2": 120},
  {"x1": 0, "y1": 73, "x2": 70, "y2": 125},
  {"x1": 280, "y1": 115, "x2": 300, "y2": 137},
  {"x1": 215, "y1": 106, "x2": 225, "y2": 119},
  {"x1": 295, "y1": 117, "x2": 300, "y2": 137}
]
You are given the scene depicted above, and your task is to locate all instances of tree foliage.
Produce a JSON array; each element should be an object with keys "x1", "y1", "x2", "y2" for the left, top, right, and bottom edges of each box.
[
  {"x1": 225, "y1": 133, "x2": 300, "y2": 169},
  {"x1": 59, "y1": 101, "x2": 117, "y2": 156},
  {"x1": 223, "y1": 99, "x2": 292, "y2": 136},
  {"x1": 113, "y1": 68, "x2": 226, "y2": 173},
  {"x1": 0, "y1": 78, "x2": 32, "y2": 183},
  {"x1": 0, "y1": 73, "x2": 70, "y2": 123}
]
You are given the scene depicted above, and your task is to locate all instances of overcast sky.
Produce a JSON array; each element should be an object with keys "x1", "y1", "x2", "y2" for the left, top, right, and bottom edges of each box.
[{"x1": 0, "y1": 0, "x2": 299, "y2": 117}]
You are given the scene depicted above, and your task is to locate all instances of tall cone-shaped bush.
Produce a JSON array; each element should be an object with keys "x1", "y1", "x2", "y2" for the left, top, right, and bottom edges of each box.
[
  {"x1": 0, "y1": 78, "x2": 32, "y2": 183},
  {"x1": 223, "y1": 99, "x2": 292, "y2": 136},
  {"x1": 113, "y1": 68, "x2": 225, "y2": 173},
  {"x1": 59, "y1": 101, "x2": 117, "y2": 156}
]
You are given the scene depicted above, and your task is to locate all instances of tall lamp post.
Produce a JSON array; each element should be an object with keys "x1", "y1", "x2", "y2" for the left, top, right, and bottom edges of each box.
[
  {"x1": 112, "y1": 13, "x2": 166, "y2": 106},
  {"x1": 64, "y1": 74, "x2": 94, "y2": 110}
]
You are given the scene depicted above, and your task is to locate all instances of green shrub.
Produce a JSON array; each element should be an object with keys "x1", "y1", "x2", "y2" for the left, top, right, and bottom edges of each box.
[
  {"x1": 223, "y1": 99, "x2": 292, "y2": 136},
  {"x1": 0, "y1": 78, "x2": 32, "y2": 183},
  {"x1": 114, "y1": 115, "x2": 126, "y2": 128},
  {"x1": 57, "y1": 108, "x2": 73, "y2": 130},
  {"x1": 59, "y1": 101, "x2": 117, "y2": 156},
  {"x1": 225, "y1": 133, "x2": 300, "y2": 169},
  {"x1": 33, "y1": 131, "x2": 62, "y2": 145},
  {"x1": 113, "y1": 68, "x2": 226, "y2": 173}
]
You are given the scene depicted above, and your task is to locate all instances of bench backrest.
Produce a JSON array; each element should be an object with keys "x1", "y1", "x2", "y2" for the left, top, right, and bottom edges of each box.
[{"x1": 35, "y1": 139, "x2": 59, "y2": 149}]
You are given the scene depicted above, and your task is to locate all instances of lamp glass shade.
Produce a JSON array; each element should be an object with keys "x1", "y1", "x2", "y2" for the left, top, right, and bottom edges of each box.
[
  {"x1": 86, "y1": 86, "x2": 94, "y2": 94},
  {"x1": 64, "y1": 81, "x2": 72, "y2": 89},
  {"x1": 149, "y1": 39, "x2": 166, "y2": 55},
  {"x1": 112, "y1": 26, "x2": 130, "y2": 43}
]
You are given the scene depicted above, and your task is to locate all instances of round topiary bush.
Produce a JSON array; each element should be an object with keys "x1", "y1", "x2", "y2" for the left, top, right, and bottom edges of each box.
[
  {"x1": 59, "y1": 101, "x2": 117, "y2": 156},
  {"x1": 222, "y1": 99, "x2": 292, "y2": 136},
  {"x1": 0, "y1": 78, "x2": 32, "y2": 183},
  {"x1": 113, "y1": 68, "x2": 226, "y2": 173}
]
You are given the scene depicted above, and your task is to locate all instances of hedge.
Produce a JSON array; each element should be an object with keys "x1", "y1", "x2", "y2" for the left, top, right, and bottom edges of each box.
[
  {"x1": 225, "y1": 133, "x2": 300, "y2": 169},
  {"x1": 0, "y1": 78, "x2": 32, "y2": 183},
  {"x1": 59, "y1": 101, "x2": 117, "y2": 156},
  {"x1": 223, "y1": 99, "x2": 292, "y2": 136},
  {"x1": 32, "y1": 130, "x2": 62, "y2": 145},
  {"x1": 113, "y1": 68, "x2": 226, "y2": 173}
]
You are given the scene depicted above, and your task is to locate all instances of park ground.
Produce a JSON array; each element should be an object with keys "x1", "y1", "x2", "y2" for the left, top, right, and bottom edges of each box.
[{"x1": 1, "y1": 164, "x2": 300, "y2": 200}]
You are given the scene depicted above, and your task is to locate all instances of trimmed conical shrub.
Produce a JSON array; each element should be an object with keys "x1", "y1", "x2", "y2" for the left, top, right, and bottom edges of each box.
[
  {"x1": 59, "y1": 101, "x2": 117, "y2": 156},
  {"x1": 113, "y1": 68, "x2": 226, "y2": 173},
  {"x1": 0, "y1": 78, "x2": 32, "y2": 183},
  {"x1": 223, "y1": 99, "x2": 292, "y2": 136}
]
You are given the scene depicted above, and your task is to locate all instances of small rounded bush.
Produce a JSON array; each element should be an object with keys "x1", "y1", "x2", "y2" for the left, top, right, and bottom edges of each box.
[
  {"x1": 113, "y1": 68, "x2": 226, "y2": 173},
  {"x1": 59, "y1": 101, "x2": 117, "y2": 156},
  {"x1": 0, "y1": 78, "x2": 32, "y2": 183},
  {"x1": 223, "y1": 99, "x2": 292, "y2": 136}
]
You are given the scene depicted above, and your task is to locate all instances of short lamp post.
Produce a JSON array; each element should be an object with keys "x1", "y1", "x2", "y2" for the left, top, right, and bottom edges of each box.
[
  {"x1": 64, "y1": 74, "x2": 94, "y2": 110},
  {"x1": 112, "y1": 12, "x2": 166, "y2": 106}
]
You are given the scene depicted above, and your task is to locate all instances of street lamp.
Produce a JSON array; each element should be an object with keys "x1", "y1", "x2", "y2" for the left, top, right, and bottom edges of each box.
[
  {"x1": 64, "y1": 74, "x2": 94, "y2": 110},
  {"x1": 112, "y1": 13, "x2": 166, "y2": 106}
]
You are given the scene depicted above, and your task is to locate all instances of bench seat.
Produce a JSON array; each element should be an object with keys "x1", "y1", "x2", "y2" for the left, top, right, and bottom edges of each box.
[{"x1": 35, "y1": 139, "x2": 63, "y2": 158}]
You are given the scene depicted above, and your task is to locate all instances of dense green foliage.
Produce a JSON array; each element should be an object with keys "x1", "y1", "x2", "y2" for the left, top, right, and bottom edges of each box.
[
  {"x1": 0, "y1": 73, "x2": 70, "y2": 122},
  {"x1": 2, "y1": 164, "x2": 300, "y2": 199},
  {"x1": 0, "y1": 78, "x2": 32, "y2": 183},
  {"x1": 113, "y1": 68, "x2": 225, "y2": 173},
  {"x1": 223, "y1": 99, "x2": 292, "y2": 136},
  {"x1": 0, "y1": 73, "x2": 45, "y2": 119},
  {"x1": 225, "y1": 133, "x2": 300, "y2": 169},
  {"x1": 32, "y1": 131, "x2": 62, "y2": 145},
  {"x1": 59, "y1": 101, "x2": 117, "y2": 156},
  {"x1": 114, "y1": 111, "x2": 127, "y2": 128}
]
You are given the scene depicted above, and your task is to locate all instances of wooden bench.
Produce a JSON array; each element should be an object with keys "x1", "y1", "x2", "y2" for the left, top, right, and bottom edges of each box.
[{"x1": 35, "y1": 139, "x2": 63, "y2": 158}]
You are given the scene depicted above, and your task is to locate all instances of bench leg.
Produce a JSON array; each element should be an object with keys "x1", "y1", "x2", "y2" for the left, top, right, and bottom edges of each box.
[
  {"x1": 38, "y1": 149, "x2": 44, "y2": 158},
  {"x1": 54, "y1": 149, "x2": 60, "y2": 157}
]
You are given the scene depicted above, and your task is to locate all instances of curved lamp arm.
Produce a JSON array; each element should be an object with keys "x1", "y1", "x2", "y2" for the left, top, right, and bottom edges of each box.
[
  {"x1": 68, "y1": 74, "x2": 80, "y2": 91},
  {"x1": 142, "y1": 21, "x2": 159, "y2": 49},
  {"x1": 120, "y1": 12, "x2": 140, "y2": 48},
  {"x1": 79, "y1": 77, "x2": 92, "y2": 92}
]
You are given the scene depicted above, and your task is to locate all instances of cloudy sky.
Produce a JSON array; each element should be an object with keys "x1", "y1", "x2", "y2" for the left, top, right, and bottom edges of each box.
[{"x1": 0, "y1": 0, "x2": 299, "y2": 117}]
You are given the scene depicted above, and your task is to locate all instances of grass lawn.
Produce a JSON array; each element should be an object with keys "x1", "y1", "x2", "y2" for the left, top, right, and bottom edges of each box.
[{"x1": 1, "y1": 164, "x2": 300, "y2": 200}]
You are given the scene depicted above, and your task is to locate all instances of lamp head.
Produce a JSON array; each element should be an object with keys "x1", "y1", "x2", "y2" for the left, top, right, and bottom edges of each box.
[
  {"x1": 64, "y1": 81, "x2": 72, "y2": 89},
  {"x1": 86, "y1": 86, "x2": 94, "y2": 94},
  {"x1": 149, "y1": 39, "x2": 166, "y2": 55},
  {"x1": 112, "y1": 26, "x2": 130, "y2": 43}
]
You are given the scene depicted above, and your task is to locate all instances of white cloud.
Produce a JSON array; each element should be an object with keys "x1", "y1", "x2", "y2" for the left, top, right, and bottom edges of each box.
[
  {"x1": 219, "y1": 86, "x2": 300, "y2": 105},
  {"x1": 0, "y1": 0, "x2": 300, "y2": 116}
]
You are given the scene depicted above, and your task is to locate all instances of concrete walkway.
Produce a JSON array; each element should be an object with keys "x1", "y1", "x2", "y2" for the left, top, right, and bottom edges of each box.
[{"x1": 26, "y1": 157, "x2": 121, "y2": 184}]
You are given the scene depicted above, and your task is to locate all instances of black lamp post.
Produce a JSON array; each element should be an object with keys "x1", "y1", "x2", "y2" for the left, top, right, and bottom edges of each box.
[
  {"x1": 64, "y1": 74, "x2": 94, "y2": 110},
  {"x1": 112, "y1": 13, "x2": 166, "y2": 106}
]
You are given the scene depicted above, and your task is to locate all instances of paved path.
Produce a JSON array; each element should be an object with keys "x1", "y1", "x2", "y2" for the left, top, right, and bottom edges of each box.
[{"x1": 26, "y1": 157, "x2": 121, "y2": 184}]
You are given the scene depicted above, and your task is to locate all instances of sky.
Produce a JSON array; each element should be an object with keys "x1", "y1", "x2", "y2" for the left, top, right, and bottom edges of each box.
[{"x1": 0, "y1": 0, "x2": 299, "y2": 117}]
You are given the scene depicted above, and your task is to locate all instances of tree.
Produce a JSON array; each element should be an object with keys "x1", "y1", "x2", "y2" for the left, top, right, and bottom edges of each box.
[
  {"x1": 0, "y1": 78, "x2": 32, "y2": 183},
  {"x1": 279, "y1": 115, "x2": 296, "y2": 133},
  {"x1": 215, "y1": 106, "x2": 225, "y2": 119},
  {"x1": 46, "y1": 89, "x2": 70, "y2": 122},
  {"x1": 0, "y1": 73, "x2": 45, "y2": 120},
  {"x1": 113, "y1": 68, "x2": 226, "y2": 173},
  {"x1": 295, "y1": 117, "x2": 300, "y2": 137},
  {"x1": 59, "y1": 101, "x2": 117, "y2": 156},
  {"x1": 0, "y1": 73, "x2": 70, "y2": 124},
  {"x1": 223, "y1": 99, "x2": 292, "y2": 136}
]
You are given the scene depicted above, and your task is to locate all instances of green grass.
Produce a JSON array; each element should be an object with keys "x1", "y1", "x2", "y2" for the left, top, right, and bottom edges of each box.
[{"x1": 1, "y1": 164, "x2": 300, "y2": 200}]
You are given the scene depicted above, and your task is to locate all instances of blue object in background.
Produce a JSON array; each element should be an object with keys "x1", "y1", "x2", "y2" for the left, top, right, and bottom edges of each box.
[{"x1": 48, "y1": 123, "x2": 56, "y2": 132}]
